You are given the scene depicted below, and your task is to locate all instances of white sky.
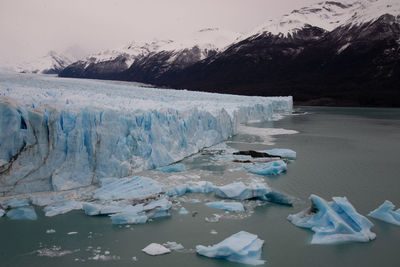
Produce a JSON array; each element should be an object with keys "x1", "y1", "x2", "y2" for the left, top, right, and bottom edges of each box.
[{"x1": 0, "y1": 0, "x2": 319, "y2": 65}]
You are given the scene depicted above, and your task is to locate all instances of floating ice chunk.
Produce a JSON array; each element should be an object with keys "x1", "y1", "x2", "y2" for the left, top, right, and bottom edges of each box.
[
  {"x1": 46, "y1": 229, "x2": 56, "y2": 234},
  {"x1": 163, "y1": 241, "x2": 184, "y2": 251},
  {"x1": 156, "y1": 163, "x2": 186, "y2": 173},
  {"x1": 2, "y1": 198, "x2": 29, "y2": 208},
  {"x1": 261, "y1": 149, "x2": 296, "y2": 159},
  {"x1": 288, "y1": 194, "x2": 376, "y2": 244},
  {"x1": 0, "y1": 209, "x2": 4, "y2": 217},
  {"x1": 243, "y1": 160, "x2": 287, "y2": 176},
  {"x1": 368, "y1": 200, "x2": 400, "y2": 226},
  {"x1": 206, "y1": 201, "x2": 245, "y2": 212},
  {"x1": 166, "y1": 184, "x2": 187, "y2": 197},
  {"x1": 205, "y1": 214, "x2": 222, "y2": 223},
  {"x1": 178, "y1": 207, "x2": 189, "y2": 215},
  {"x1": 196, "y1": 231, "x2": 265, "y2": 265},
  {"x1": 67, "y1": 232, "x2": 78, "y2": 235},
  {"x1": 82, "y1": 201, "x2": 128, "y2": 216},
  {"x1": 264, "y1": 191, "x2": 294, "y2": 206},
  {"x1": 214, "y1": 181, "x2": 271, "y2": 200},
  {"x1": 210, "y1": 229, "x2": 218, "y2": 235},
  {"x1": 6, "y1": 206, "x2": 37, "y2": 220},
  {"x1": 142, "y1": 243, "x2": 171, "y2": 255},
  {"x1": 43, "y1": 199, "x2": 82, "y2": 217},
  {"x1": 94, "y1": 176, "x2": 163, "y2": 200},
  {"x1": 110, "y1": 198, "x2": 171, "y2": 224},
  {"x1": 186, "y1": 181, "x2": 214, "y2": 194}
]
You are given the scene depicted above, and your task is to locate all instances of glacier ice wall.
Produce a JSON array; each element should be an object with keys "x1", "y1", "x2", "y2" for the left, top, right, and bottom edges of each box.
[{"x1": 0, "y1": 71, "x2": 292, "y2": 195}]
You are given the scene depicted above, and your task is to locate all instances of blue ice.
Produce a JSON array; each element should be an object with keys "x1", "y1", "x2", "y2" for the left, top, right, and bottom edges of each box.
[
  {"x1": 6, "y1": 206, "x2": 37, "y2": 220},
  {"x1": 206, "y1": 201, "x2": 245, "y2": 212},
  {"x1": 243, "y1": 160, "x2": 287, "y2": 176},
  {"x1": 213, "y1": 181, "x2": 271, "y2": 200},
  {"x1": 166, "y1": 184, "x2": 188, "y2": 197},
  {"x1": 178, "y1": 207, "x2": 189, "y2": 215},
  {"x1": 368, "y1": 200, "x2": 400, "y2": 226},
  {"x1": 2, "y1": 198, "x2": 29, "y2": 208},
  {"x1": 43, "y1": 199, "x2": 83, "y2": 217},
  {"x1": 156, "y1": 163, "x2": 186, "y2": 173},
  {"x1": 82, "y1": 201, "x2": 128, "y2": 216},
  {"x1": 196, "y1": 231, "x2": 265, "y2": 265},
  {"x1": 93, "y1": 176, "x2": 163, "y2": 200},
  {"x1": 186, "y1": 181, "x2": 214, "y2": 193},
  {"x1": 288, "y1": 194, "x2": 376, "y2": 244}
]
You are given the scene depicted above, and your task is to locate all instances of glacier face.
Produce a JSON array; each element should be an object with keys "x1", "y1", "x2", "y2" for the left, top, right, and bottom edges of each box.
[{"x1": 0, "y1": 71, "x2": 292, "y2": 196}]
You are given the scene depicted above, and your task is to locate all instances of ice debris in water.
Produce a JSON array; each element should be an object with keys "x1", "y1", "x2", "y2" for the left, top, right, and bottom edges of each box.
[
  {"x1": 0, "y1": 209, "x2": 4, "y2": 217},
  {"x1": 163, "y1": 241, "x2": 184, "y2": 251},
  {"x1": 110, "y1": 198, "x2": 172, "y2": 224},
  {"x1": 205, "y1": 214, "x2": 222, "y2": 223},
  {"x1": 178, "y1": 207, "x2": 189, "y2": 215},
  {"x1": 288, "y1": 194, "x2": 376, "y2": 244},
  {"x1": 46, "y1": 229, "x2": 56, "y2": 234},
  {"x1": 368, "y1": 200, "x2": 400, "y2": 226},
  {"x1": 206, "y1": 201, "x2": 245, "y2": 212},
  {"x1": 260, "y1": 148, "x2": 296, "y2": 159},
  {"x1": 44, "y1": 199, "x2": 82, "y2": 217},
  {"x1": 67, "y1": 232, "x2": 78, "y2": 235},
  {"x1": 2, "y1": 198, "x2": 29, "y2": 208},
  {"x1": 156, "y1": 163, "x2": 186, "y2": 173},
  {"x1": 6, "y1": 206, "x2": 37, "y2": 220},
  {"x1": 196, "y1": 231, "x2": 265, "y2": 265},
  {"x1": 94, "y1": 176, "x2": 163, "y2": 200},
  {"x1": 243, "y1": 160, "x2": 287, "y2": 176},
  {"x1": 142, "y1": 243, "x2": 171, "y2": 255}
]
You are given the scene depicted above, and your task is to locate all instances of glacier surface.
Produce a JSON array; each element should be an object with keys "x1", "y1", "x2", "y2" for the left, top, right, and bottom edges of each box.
[
  {"x1": 288, "y1": 194, "x2": 376, "y2": 244},
  {"x1": 368, "y1": 200, "x2": 400, "y2": 226},
  {"x1": 196, "y1": 231, "x2": 265, "y2": 265},
  {"x1": 0, "y1": 71, "x2": 292, "y2": 196}
]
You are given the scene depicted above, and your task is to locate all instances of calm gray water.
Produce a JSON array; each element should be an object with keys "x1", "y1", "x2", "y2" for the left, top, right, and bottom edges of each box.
[{"x1": 1, "y1": 106, "x2": 399, "y2": 267}]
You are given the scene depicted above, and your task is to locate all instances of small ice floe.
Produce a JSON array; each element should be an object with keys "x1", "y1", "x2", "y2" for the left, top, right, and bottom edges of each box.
[
  {"x1": 243, "y1": 160, "x2": 287, "y2": 176},
  {"x1": 210, "y1": 229, "x2": 218, "y2": 235},
  {"x1": 67, "y1": 232, "x2": 78, "y2": 235},
  {"x1": 156, "y1": 163, "x2": 186, "y2": 173},
  {"x1": 196, "y1": 231, "x2": 265, "y2": 265},
  {"x1": 142, "y1": 243, "x2": 171, "y2": 255},
  {"x1": 178, "y1": 207, "x2": 189, "y2": 215},
  {"x1": 163, "y1": 241, "x2": 184, "y2": 251},
  {"x1": 46, "y1": 229, "x2": 56, "y2": 234},
  {"x1": 0, "y1": 209, "x2": 4, "y2": 217},
  {"x1": 94, "y1": 176, "x2": 163, "y2": 201},
  {"x1": 206, "y1": 201, "x2": 245, "y2": 212},
  {"x1": 35, "y1": 246, "x2": 79, "y2": 257},
  {"x1": 6, "y1": 206, "x2": 37, "y2": 220},
  {"x1": 288, "y1": 194, "x2": 376, "y2": 244},
  {"x1": 43, "y1": 199, "x2": 82, "y2": 217},
  {"x1": 1, "y1": 198, "x2": 29, "y2": 209},
  {"x1": 205, "y1": 214, "x2": 221, "y2": 223},
  {"x1": 368, "y1": 200, "x2": 400, "y2": 226},
  {"x1": 260, "y1": 148, "x2": 296, "y2": 159}
]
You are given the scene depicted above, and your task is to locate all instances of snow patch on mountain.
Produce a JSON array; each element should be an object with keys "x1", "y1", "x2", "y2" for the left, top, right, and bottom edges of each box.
[{"x1": 14, "y1": 51, "x2": 73, "y2": 74}]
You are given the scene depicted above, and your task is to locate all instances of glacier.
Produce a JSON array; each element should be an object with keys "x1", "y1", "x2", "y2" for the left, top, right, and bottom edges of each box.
[
  {"x1": 288, "y1": 194, "x2": 376, "y2": 244},
  {"x1": 0, "y1": 71, "x2": 292, "y2": 196},
  {"x1": 196, "y1": 231, "x2": 265, "y2": 265},
  {"x1": 368, "y1": 200, "x2": 400, "y2": 226}
]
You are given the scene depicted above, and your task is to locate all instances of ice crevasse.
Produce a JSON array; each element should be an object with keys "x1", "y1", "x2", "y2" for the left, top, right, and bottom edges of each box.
[{"x1": 0, "y1": 71, "x2": 292, "y2": 196}]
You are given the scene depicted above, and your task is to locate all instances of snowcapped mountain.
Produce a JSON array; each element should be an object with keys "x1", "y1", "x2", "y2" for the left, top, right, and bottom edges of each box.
[
  {"x1": 59, "y1": 28, "x2": 240, "y2": 80},
  {"x1": 15, "y1": 51, "x2": 73, "y2": 74},
  {"x1": 59, "y1": 0, "x2": 400, "y2": 106}
]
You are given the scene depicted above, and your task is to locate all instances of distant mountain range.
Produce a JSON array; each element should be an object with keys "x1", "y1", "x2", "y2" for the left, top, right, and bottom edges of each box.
[{"x1": 24, "y1": 0, "x2": 400, "y2": 106}]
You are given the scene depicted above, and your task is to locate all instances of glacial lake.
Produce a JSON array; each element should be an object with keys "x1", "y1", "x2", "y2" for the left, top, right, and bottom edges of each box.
[{"x1": 1, "y1": 106, "x2": 399, "y2": 267}]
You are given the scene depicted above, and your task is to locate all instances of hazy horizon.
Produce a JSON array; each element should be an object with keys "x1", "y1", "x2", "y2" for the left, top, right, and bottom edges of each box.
[{"x1": 0, "y1": 0, "x2": 319, "y2": 66}]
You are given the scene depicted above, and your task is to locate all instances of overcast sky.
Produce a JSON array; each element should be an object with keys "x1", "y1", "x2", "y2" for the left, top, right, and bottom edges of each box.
[{"x1": 0, "y1": 0, "x2": 319, "y2": 65}]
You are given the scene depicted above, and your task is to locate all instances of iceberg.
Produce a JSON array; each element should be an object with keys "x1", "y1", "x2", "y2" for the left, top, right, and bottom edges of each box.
[
  {"x1": 261, "y1": 148, "x2": 296, "y2": 159},
  {"x1": 288, "y1": 194, "x2": 376, "y2": 244},
  {"x1": 156, "y1": 163, "x2": 186, "y2": 173},
  {"x1": 196, "y1": 231, "x2": 265, "y2": 265},
  {"x1": 110, "y1": 198, "x2": 172, "y2": 224},
  {"x1": 0, "y1": 71, "x2": 292, "y2": 195},
  {"x1": 185, "y1": 181, "x2": 214, "y2": 194},
  {"x1": 368, "y1": 200, "x2": 400, "y2": 226},
  {"x1": 2, "y1": 198, "x2": 30, "y2": 208},
  {"x1": 214, "y1": 181, "x2": 271, "y2": 200},
  {"x1": 82, "y1": 201, "x2": 128, "y2": 216},
  {"x1": 6, "y1": 206, "x2": 37, "y2": 220},
  {"x1": 166, "y1": 184, "x2": 187, "y2": 197},
  {"x1": 178, "y1": 207, "x2": 189, "y2": 215},
  {"x1": 243, "y1": 160, "x2": 287, "y2": 176},
  {"x1": 162, "y1": 241, "x2": 184, "y2": 251},
  {"x1": 93, "y1": 176, "x2": 163, "y2": 200},
  {"x1": 206, "y1": 201, "x2": 245, "y2": 212},
  {"x1": 43, "y1": 199, "x2": 82, "y2": 217},
  {"x1": 142, "y1": 243, "x2": 171, "y2": 256}
]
